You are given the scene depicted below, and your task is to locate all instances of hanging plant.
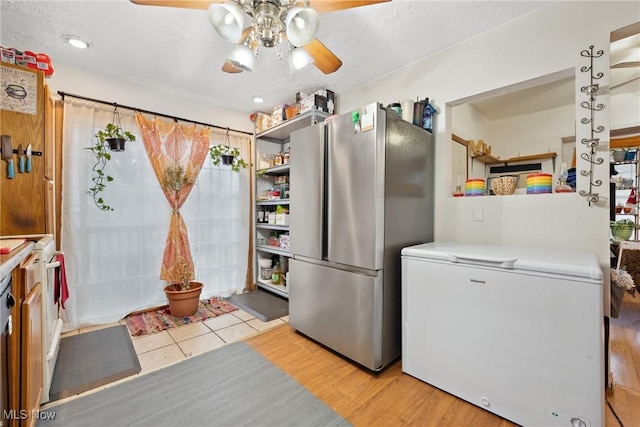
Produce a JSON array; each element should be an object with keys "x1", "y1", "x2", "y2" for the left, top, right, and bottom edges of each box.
[
  {"x1": 86, "y1": 107, "x2": 136, "y2": 211},
  {"x1": 209, "y1": 144, "x2": 249, "y2": 172},
  {"x1": 209, "y1": 129, "x2": 249, "y2": 172}
]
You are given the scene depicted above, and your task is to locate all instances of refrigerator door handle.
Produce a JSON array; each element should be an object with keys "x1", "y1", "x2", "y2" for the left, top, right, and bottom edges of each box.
[{"x1": 448, "y1": 253, "x2": 517, "y2": 269}]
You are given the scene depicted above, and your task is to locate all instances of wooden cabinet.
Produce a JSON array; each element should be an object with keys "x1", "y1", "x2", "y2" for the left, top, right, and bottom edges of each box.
[
  {"x1": 0, "y1": 63, "x2": 51, "y2": 236},
  {"x1": 2, "y1": 246, "x2": 41, "y2": 427}
]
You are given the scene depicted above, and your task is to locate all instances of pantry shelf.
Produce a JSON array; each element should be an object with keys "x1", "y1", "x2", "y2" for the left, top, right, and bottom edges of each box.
[{"x1": 256, "y1": 245, "x2": 291, "y2": 257}]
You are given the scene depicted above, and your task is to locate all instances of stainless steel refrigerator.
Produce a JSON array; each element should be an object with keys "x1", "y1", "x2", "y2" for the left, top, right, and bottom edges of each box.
[{"x1": 289, "y1": 102, "x2": 435, "y2": 371}]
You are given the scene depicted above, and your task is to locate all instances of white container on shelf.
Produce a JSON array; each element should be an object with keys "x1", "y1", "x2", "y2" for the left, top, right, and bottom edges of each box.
[
  {"x1": 258, "y1": 258, "x2": 272, "y2": 281},
  {"x1": 275, "y1": 213, "x2": 289, "y2": 226}
]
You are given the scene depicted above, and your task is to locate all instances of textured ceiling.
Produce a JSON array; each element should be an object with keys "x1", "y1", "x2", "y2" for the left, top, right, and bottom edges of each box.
[{"x1": 1, "y1": 0, "x2": 557, "y2": 115}]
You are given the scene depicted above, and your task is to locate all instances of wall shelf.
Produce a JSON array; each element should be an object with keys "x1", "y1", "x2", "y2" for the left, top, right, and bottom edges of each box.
[{"x1": 475, "y1": 152, "x2": 557, "y2": 165}]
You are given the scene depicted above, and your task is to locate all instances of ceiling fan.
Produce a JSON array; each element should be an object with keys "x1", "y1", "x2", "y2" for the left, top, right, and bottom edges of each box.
[{"x1": 130, "y1": 0, "x2": 390, "y2": 74}]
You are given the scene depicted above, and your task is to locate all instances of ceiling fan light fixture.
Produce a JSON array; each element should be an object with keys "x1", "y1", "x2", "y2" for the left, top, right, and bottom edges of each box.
[
  {"x1": 289, "y1": 46, "x2": 314, "y2": 73},
  {"x1": 227, "y1": 44, "x2": 254, "y2": 72},
  {"x1": 209, "y1": 1, "x2": 244, "y2": 43},
  {"x1": 285, "y1": 6, "x2": 319, "y2": 47}
]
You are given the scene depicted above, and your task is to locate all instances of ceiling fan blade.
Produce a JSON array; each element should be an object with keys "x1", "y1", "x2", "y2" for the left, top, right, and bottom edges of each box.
[
  {"x1": 222, "y1": 61, "x2": 243, "y2": 73},
  {"x1": 309, "y1": 0, "x2": 390, "y2": 14},
  {"x1": 129, "y1": 0, "x2": 223, "y2": 10},
  {"x1": 304, "y1": 39, "x2": 342, "y2": 74},
  {"x1": 220, "y1": 28, "x2": 255, "y2": 74},
  {"x1": 611, "y1": 61, "x2": 640, "y2": 69}
]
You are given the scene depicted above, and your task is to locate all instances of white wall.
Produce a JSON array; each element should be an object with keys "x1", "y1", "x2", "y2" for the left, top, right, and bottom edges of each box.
[
  {"x1": 338, "y1": 1, "x2": 640, "y2": 316},
  {"x1": 611, "y1": 87, "x2": 640, "y2": 130},
  {"x1": 47, "y1": 63, "x2": 253, "y2": 133}
]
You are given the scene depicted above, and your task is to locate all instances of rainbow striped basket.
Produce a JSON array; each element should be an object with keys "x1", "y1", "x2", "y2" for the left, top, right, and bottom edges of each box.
[
  {"x1": 465, "y1": 179, "x2": 486, "y2": 196},
  {"x1": 526, "y1": 173, "x2": 552, "y2": 194}
]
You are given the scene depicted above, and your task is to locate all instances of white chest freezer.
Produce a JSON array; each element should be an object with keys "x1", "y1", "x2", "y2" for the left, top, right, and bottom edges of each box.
[{"x1": 401, "y1": 242, "x2": 604, "y2": 427}]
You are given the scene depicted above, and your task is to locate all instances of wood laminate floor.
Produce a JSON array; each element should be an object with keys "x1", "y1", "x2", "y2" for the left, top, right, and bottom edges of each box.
[
  {"x1": 607, "y1": 292, "x2": 640, "y2": 427},
  {"x1": 247, "y1": 296, "x2": 640, "y2": 427}
]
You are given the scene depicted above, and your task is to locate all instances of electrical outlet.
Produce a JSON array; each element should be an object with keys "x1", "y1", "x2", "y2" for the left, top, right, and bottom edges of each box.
[{"x1": 472, "y1": 204, "x2": 484, "y2": 222}]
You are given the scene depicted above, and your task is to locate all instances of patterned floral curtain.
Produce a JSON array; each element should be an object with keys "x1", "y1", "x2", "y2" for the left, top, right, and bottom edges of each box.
[{"x1": 135, "y1": 114, "x2": 210, "y2": 285}]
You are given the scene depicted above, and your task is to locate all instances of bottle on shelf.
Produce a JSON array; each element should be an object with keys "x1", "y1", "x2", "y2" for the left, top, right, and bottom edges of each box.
[
  {"x1": 257, "y1": 205, "x2": 264, "y2": 223},
  {"x1": 271, "y1": 261, "x2": 283, "y2": 285}
]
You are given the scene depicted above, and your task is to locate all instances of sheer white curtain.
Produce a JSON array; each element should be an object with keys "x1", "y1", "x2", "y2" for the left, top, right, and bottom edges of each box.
[{"x1": 61, "y1": 98, "x2": 249, "y2": 330}]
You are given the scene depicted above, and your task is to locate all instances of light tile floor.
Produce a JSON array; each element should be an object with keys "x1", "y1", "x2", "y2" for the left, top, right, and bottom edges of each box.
[{"x1": 45, "y1": 309, "x2": 288, "y2": 408}]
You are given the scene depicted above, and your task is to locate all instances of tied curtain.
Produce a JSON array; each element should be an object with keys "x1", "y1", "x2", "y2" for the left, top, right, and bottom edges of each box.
[
  {"x1": 135, "y1": 114, "x2": 209, "y2": 285},
  {"x1": 60, "y1": 98, "x2": 251, "y2": 330}
]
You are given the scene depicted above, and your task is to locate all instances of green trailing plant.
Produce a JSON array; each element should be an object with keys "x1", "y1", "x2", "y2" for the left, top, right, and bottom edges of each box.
[
  {"x1": 86, "y1": 122, "x2": 136, "y2": 211},
  {"x1": 209, "y1": 144, "x2": 249, "y2": 172},
  {"x1": 95, "y1": 123, "x2": 136, "y2": 146}
]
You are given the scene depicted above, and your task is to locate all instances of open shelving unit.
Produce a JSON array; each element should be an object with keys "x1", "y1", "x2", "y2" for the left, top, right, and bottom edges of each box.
[{"x1": 253, "y1": 108, "x2": 330, "y2": 298}]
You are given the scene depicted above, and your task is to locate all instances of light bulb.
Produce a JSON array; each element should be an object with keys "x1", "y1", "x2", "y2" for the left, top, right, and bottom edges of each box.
[{"x1": 294, "y1": 16, "x2": 305, "y2": 29}]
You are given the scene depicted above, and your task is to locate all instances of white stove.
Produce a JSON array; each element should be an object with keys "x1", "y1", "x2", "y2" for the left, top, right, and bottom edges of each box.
[{"x1": 9, "y1": 234, "x2": 63, "y2": 404}]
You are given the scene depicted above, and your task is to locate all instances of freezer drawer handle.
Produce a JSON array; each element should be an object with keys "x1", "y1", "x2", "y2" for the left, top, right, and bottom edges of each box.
[{"x1": 448, "y1": 253, "x2": 517, "y2": 269}]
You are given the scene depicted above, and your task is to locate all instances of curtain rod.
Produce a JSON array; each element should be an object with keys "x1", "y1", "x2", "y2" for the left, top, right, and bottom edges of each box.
[{"x1": 57, "y1": 91, "x2": 253, "y2": 136}]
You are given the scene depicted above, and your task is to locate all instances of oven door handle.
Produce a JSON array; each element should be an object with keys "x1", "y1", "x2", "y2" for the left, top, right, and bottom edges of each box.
[
  {"x1": 45, "y1": 251, "x2": 63, "y2": 270},
  {"x1": 46, "y1": 261, "x2": 60, "y2": 270}
]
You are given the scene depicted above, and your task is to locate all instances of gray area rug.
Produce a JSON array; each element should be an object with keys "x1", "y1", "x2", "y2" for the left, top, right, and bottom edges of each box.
[
  {"x1": 49, "y1": 325, "x2": 140, "y2": 402},
  {"x1": 38, "y1": 341, "x2": 350, "y2": 427},
  {"x1": 227, "y1": 289, "x2": 288, "y2": 322}
]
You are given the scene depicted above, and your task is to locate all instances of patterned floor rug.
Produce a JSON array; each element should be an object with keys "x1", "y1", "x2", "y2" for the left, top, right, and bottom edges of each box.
[{"x1": 124, "y1": 297, "x2": 237, "y2": 337}]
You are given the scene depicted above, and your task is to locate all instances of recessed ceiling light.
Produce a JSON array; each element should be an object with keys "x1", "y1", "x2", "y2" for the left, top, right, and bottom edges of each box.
[
  {"x1": 63, "y1": 35, "x2": 89, "y2": 49},
  {"x1": 253, "y1": 96, "x2": 264, "y2": 103}
]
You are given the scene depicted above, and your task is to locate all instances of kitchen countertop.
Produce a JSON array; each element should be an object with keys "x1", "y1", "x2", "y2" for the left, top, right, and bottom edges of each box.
[{"x1": 0, "y1": 241, "x2": 35, "y2": 279}]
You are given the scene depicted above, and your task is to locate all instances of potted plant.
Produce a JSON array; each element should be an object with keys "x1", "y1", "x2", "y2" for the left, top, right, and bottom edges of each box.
[
  {"x1": 163, "y1": 258, "x2": 203, "y2": 317},
  {"x1": 610, "y1": 219, "x2": 637, "y2": 243},
  {"x1": 95, "y1": 122, "x2": 136, "y2": 152},
  {"x1": 86, "y1": 122, "x2": 136, "y2": 211},
  {"x1": 209, "y1": 144, "x2": 249, "y2": 172}
]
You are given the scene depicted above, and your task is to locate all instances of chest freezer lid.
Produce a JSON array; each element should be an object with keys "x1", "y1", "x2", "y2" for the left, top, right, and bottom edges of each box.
[{"x1": 402, "y1": 242, "x2": 602, "y2": 282}]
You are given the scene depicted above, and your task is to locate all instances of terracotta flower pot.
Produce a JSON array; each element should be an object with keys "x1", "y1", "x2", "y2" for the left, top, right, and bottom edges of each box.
[{"x1": 164, "y1": 281, "x2": 203, "y2": 317}]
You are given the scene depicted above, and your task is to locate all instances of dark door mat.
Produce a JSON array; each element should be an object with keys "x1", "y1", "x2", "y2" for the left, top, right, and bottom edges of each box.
[
  {"x1": 49, "y1": 325, "x2": 141, "y2": 402},
  {"x1": 227, "y1": 289, "x2": 288, "y2": 322}
]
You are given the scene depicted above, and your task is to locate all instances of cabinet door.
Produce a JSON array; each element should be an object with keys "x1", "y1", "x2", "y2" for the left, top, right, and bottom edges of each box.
[
  {"x1": 0, "y1": 64, "x2": 46, "y2": 235},
  {"x1": 21, "y1": 282, "x2": 43, "y2": 427}
]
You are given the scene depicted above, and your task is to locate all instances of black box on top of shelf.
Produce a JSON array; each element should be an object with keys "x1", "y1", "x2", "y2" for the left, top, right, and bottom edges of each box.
[{"x1": 300, "y1": 94, "x2": 334, "y2": 114}]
